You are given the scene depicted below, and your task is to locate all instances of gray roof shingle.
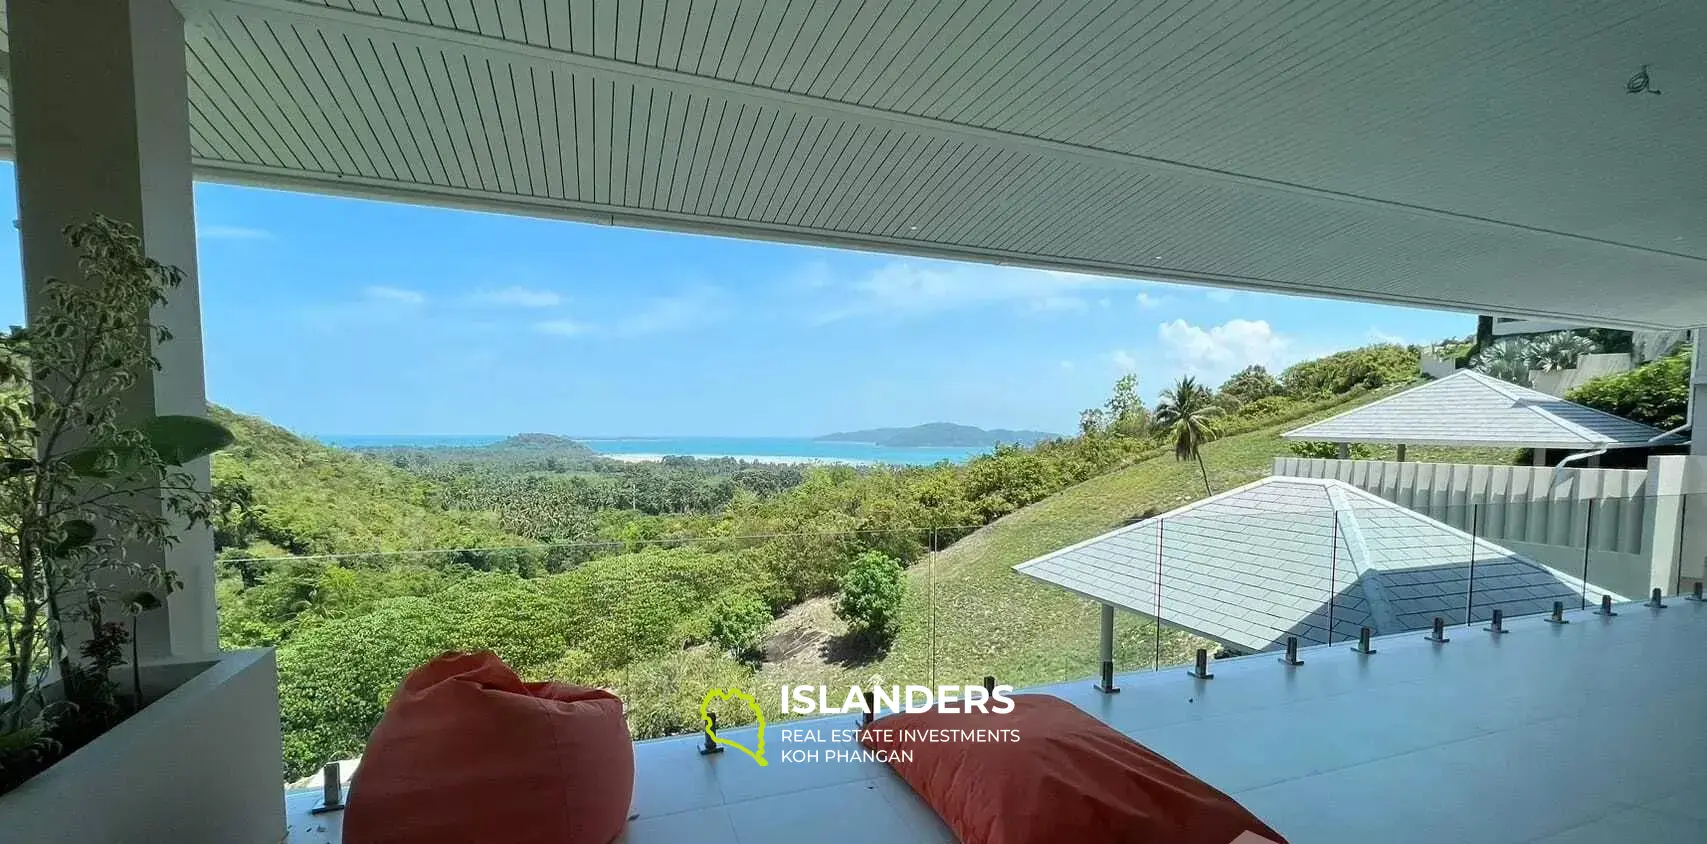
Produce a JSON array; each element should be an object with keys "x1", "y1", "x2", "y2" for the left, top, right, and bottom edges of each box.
[
  {"x1": 1281, "y1": 370, "x2": 1680, "y2": 449},
  {"x1": 1013, "y1": 477, "x2": 1622, "y2": 653}
]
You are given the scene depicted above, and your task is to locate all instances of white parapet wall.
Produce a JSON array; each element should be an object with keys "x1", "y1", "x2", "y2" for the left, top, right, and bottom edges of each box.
[
  {"x1": 1528, "y1": 352, "x2": 1634, "y2": 398},
  {"x1": 0, "y1": 649, "x2": 284, "y2": 844},
  {"x1": 1274, "y1": 457, "x2": 1660, "y2": 598}
]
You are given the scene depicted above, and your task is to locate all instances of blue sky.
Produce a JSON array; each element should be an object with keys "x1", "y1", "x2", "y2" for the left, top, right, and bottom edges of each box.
[{"x1": 0, "y1": 162, "x2": 1471, "y2": 437}]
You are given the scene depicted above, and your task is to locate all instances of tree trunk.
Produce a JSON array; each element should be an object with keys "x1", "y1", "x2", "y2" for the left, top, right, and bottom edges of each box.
[{"x1": 1195, "y1": 451, "x2": 1213, "y2": 496}]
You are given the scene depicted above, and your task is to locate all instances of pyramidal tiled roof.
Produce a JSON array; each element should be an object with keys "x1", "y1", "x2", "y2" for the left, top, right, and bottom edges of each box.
[
  {"x1": 1013, "y1": 477, "x2": 1620, "y2": 653},
  {"x1": 1281, "y1": 370, "x2": 1681, "y2": 450}
]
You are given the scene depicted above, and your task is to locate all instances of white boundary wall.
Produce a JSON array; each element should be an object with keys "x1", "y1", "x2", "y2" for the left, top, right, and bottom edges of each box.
[{"x1": 1274, "y1": 458, "x2": 1660, "y2": 597}]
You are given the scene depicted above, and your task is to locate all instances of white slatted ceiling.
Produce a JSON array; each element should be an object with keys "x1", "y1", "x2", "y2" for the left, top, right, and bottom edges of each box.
[
  {"x1": 273, "y1": 0, "x2": 1707, "y2": 260},
  {"x1": 3, "y1": 1, "x2": 1705, "y2": 327}
]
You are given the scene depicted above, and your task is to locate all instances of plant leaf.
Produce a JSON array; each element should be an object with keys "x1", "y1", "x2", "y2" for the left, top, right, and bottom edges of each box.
[
  {"x1": 64, "y1": 445, "x2": 123, "y2": 478},
  {"x1": 126, "y1": 591, "x2": 162, "y2": 613},
  {"x1": 48, "y1": 519, "x2": 96, "y2": 557},
  {"x1": 140, "y1": 415, "x2": 234, "y2": 465},
  {"x1": 0, "y1": 457, "x2": 33, "y2": 481}
]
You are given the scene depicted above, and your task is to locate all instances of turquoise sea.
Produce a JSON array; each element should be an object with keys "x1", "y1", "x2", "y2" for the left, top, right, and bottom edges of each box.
[{"x1": 317, "y1": 434, "x2": 990, "y2": 466}]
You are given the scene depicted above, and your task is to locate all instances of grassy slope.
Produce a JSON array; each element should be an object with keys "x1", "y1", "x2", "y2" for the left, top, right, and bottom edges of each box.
[{"x1": 771, "y1": 385, "x2": 1519, "y2": 693}]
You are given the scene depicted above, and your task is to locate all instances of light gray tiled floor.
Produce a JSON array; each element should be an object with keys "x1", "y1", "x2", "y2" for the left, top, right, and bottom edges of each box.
[{"x1": 288, "y1": 600, "x2": 1707, "y2": 843}]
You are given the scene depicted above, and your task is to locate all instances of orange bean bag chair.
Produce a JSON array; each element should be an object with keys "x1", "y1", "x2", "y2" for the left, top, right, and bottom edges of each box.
[
  {"x1": 345, "y1": 651, "x2": 633, "y2": 844},
  {"x1": 860, "y1": 694, "x2": 1287, "y2": 844}
]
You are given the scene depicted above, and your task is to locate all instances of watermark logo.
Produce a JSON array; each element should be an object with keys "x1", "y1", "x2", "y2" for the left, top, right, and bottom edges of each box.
[{"x1": 699, "y1": 688, "x2": 767, "y2": 767}]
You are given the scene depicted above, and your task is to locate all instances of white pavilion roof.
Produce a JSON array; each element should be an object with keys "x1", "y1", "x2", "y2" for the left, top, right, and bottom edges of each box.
[{"x1": 1282, "y1": 370, "x2": 1682, "y2": 450}]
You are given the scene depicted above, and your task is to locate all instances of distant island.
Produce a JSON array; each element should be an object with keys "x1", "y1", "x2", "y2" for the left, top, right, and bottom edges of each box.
[
  {"x1": 816, "y1": 422, "x2": 1058, "y2": 448},
  {"x1": 352, "y1": 432, "x2": 610, "y2": 471}
]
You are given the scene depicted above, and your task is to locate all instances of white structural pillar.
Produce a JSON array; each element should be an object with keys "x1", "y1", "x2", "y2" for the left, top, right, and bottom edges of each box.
[
  {"x1": 1682, "y1": 337, "x2": 1707, "y2": 591},
  {"x1": 10, "y1": 0, "x2": 215, "y2": 659}
]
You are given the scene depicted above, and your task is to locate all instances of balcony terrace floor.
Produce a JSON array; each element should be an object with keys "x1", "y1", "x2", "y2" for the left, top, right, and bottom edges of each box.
[{"x1": 288, "y1": 598, "x2": 1707, "y2": 843}]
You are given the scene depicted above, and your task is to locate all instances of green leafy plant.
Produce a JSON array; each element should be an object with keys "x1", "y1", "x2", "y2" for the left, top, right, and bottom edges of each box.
[
  {"x1": 1288, "y1": 441, "x2": 1374, "y2": 460},
  {"x1": 0, "y1": 216, "x2": 232, "y2": 766},
  {"x1": 706, "y1": 592, "x2": 772, "y2": 661},
  {"x1": 833, "y1": 551, "x2": 904, "y2": 650},
  {"x1": 1217, "y1": 365, "x2": 1281, "y2": 407},
  {"x1": 1566, "y1": 346, "x2": 1690, "y2": 429},
  {"x1": 1280, "y1": 344, "x2": 1419, "y2": 397}
]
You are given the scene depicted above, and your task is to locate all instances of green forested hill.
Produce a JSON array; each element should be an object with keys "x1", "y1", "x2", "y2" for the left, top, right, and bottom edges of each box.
[{"x1": 210, "y1": 406, "x2": 525, "y2": 558}]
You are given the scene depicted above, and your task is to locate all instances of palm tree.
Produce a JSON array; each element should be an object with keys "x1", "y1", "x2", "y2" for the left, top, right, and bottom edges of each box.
[
  {"x1": 1470, "y1": 339, "x2": 1532, "y2": 385},
  {"x1": 1154, "y1": 376, "x2": 1224, "y2": 496},
  {"x1": 1525, "y1": 332, "x2": 1598, "y2": 372}
]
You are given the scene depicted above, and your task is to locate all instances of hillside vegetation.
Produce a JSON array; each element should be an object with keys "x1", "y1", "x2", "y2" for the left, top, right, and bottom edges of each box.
[
  {"x1": 760, "y1": 381, "x2": 1519, "y2": 698},
  {"x1": 210, "y1": 407, "x2": 525, "y2": 559},
  {"x1": 212, "y1": 342, "x2": 1545, "y2": 778}
]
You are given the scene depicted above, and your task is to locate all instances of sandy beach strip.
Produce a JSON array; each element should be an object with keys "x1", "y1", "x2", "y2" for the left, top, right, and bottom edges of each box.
[{"x1": 600, "y1": 452, "x2": 873, "y2": 466}]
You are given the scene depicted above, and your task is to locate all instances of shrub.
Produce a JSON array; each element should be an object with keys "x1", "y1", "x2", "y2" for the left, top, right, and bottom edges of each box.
[
  {"x1": 1218, "y1": 365, "x2": 1281, "y2": 406},
  {"x1": 1280, "y1": 344, "x2": 1419, "y2": 397},
  {"x1": 707, "y1": 592, "x2": 772, "y2": 659},
  {"x1": 1566, "y1": 347, "x2": 1690, "y2": 429},
  {"x1": 1288, "y1": 441, "x2": 1374, "y2": 460},
  {"x1": 610, "y1": 649, "x2": 764, "y2": 740},
  {"x1": 834, "y1": 552, "x2": 905, "y2": 647},
  {"x1": 1235, "y1": 395, "x2": 1299, "y2": 420},
  {"x1": 276, "y1": 597, "x2": 460, "y2": 779}
]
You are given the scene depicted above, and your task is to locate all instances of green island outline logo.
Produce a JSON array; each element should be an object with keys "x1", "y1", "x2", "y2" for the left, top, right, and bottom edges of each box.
[{"x1": 699, "y1": 688, "x2": 768, "y2": 766}]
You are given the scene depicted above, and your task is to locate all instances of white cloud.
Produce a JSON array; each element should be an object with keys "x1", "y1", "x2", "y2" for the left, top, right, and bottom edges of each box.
[
  {"x1": 1205, "y1": 288, "x2": 1236, "y2": 303},
  {"x1": 1136, "y1": 292, "x2": 1168, "y2": 310},
  {"x1": 1367, "y1": 327, "x2": 1406, "y2": 345},
  {"x1": 1029, "y1": 295, "x2": 1088, "y2": 313},
  {"x1": 1110, "y1": 349, "x2": 1140, "y2": 373},
  {"x1": 535, "y1": 319, "x2": 590, "y2": 336},
  {"x1": 364, "y1": 285, "x2": 426, "y2": 306},
  {"x1": 615, "y1": 286, "x2": 726, "y2": 335},
  {"x1": 199, "y1": 224, "x2": 272, "y2": 240},
  {"x1": 811, "y1": 260, "x2": 1141, "y2": 322},
  {"x1": 1059, "y1": 360, "x2": 1076, "y2": 372},
  {"x1": 1157, "y1": 318, "x2": 1291, "y2": 379},
  {"x1": 475, "y1": 286, "x2": 563, "y2": 308}
]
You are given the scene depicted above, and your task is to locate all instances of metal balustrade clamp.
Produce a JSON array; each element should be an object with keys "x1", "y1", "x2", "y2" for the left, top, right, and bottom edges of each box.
[
  {"x1": 1545, "y1": 601, "x2": 1569, "y2": 624},
  {"x1": 1188, "y1": 648, "x2": 1213, "y2": 680},
  {"x1": 311, "y1": 762, "x2": 345, "y2": 815},
  {"x1": 1278, "y1": 636, "x2": 1304, "y2": 666},
  {"x1": 1351, "y1": 626, "x2": 1377, "y2": 654},
  {"x1": 1423, "y1": 617, "x2": 1449, "y2": 644},
  {"x1": 1596, "y1": 595, "x2": 1617, "y2": 617},
  {"x1": 1484, "y1": 608, "x2": 1506, "y2": 635},
  {"x1": 700, "y1": 712, "x2": 724, "y2": 756},
  {"x1": 1689, "y1": 582, "x2": 1705, "y2": 603},
  {"x1": 1647, "y1": 587, "x2": 1668, "y2": 609}
]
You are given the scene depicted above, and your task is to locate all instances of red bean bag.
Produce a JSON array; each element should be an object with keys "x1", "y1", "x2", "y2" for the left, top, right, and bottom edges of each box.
[
  {"x1": 860, "y1": 694, "x2": 1286, "y2": 844},
  {"x1": 345, "y1": 651, "x2": 633, "y2": 844}
]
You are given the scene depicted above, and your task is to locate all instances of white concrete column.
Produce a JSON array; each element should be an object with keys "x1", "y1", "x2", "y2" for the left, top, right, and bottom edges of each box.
[
  {"x1": 1645, "y1": 457, "x2": 1686, "y2": 594},
  {"x1": 10, "y1": 0, "x2": 215, "y2": 658},
  {"x1": 1692, "y1": 336, "x2": 1706, "y2": 459}
]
